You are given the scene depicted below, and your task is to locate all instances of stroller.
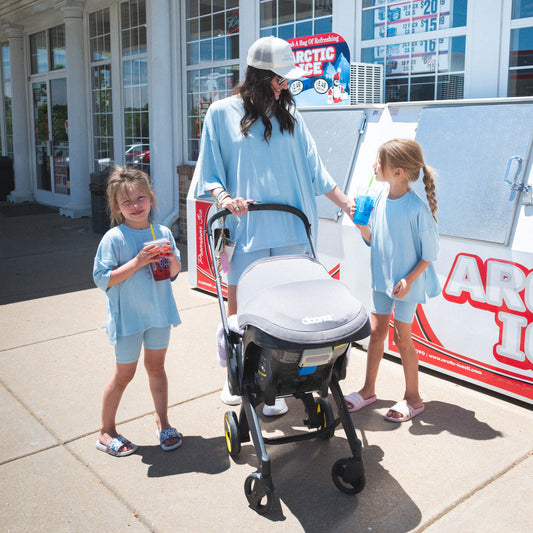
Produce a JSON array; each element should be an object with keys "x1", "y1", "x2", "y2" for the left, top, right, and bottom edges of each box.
[{"x1": 206, "y1": 203, "x2": 371, "y2": 514}]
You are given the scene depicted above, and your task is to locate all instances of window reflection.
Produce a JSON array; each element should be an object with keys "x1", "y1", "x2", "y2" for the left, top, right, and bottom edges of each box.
[
  {"x1": 90, "y1": 8, "x2": 114, "y2": 172},
  {"x1": 362, "y1": 0, "x2": 467, "y2": 41},
  {"x1": 30, "y1": 31, "x2": 48, "y2": 74},
  {"x1": 186, "y1": 66, "x2": 239, "y2": 161},
  {"x1": 361, "y1": 1, "x2": 467, "y2": 103},
  {"x1": 185, "y1": 1, "x2": 240, "y2": 160},
  {"x1": 49, "y1": 26, "x2": 66, "y2": 70},
  {"x1": 512, "y1": 0, "x2": 533, "y2": 19},
  {"x1": 121, "y1": 0, "x2": 147, "y2": 57},
  {"x1": 508, "y1": 26, "x2": 533, "y2": 96},
  {"x1": 122, "y1": 0, "x2": 149, "y2": 173},
  {"x1": 2, "y1": 43, "x2": 13, "y2": 159},
  {"x1": 259, "y1": 0, "x2": 332, "y2": 40}
]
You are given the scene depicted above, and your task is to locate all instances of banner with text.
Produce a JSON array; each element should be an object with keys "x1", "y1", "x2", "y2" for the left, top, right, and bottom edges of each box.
[{"x1": 288, "y1": 33, "x2": 350, "y2": 107}]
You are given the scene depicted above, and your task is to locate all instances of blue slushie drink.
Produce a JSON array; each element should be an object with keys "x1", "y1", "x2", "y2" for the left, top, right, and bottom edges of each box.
[{"x1": 352, "y1": 194, "x2": 376, "y2": 225}]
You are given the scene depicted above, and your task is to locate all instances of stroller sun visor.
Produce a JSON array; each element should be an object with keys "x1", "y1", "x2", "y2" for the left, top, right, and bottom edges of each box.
[{"x1": 237, "y1": 255, "x2": 369, "y2": 344}]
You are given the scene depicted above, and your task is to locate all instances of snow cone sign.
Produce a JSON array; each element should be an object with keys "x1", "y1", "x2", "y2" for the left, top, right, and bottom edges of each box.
[{"x1": 287, "y1": 33, "x2": 350, "y2": 107}]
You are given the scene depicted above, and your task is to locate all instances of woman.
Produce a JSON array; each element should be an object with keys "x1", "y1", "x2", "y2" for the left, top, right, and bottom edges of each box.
[{"x1": 194, "y1": 36, "x2": 354, "y2": 411}]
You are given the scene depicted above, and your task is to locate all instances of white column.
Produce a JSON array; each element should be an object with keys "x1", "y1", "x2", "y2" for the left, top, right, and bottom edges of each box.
[
  {"x1": 60, "y1": 1, "x2": 91, "y2": 218},
  {"x1": 6, "y1": 25, "x2": 33, "y2": 203},
  {"x1": 148, "y1": 0, "x2": 175, "y2": 223},
  {"x1": 333, "y1": 0, "x2": 357, "y2": 60},
  {"x1": 239, "y1": 0, "x2": 256, "y2": 77},
  {"x1": 465, "y1": 0, "x2": 503, "y2": 98}
]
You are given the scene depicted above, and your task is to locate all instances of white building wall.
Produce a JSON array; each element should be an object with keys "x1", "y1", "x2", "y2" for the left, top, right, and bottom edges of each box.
[{"x1": 0, "y1": 0, "x2": 530, "y2": 223}]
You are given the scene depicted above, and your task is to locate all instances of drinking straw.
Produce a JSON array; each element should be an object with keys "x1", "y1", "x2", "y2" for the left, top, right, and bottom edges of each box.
[
  {"x1": 365, "y1": 174, "x2": 375, "y2": 196},
  {"x1": 150, "y1": 224, "x2": 156, "y2": 241}
]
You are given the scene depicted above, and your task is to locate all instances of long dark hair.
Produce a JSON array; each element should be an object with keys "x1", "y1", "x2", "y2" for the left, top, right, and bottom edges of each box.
[{"x1": 231, "y1": 66, "x2": 296, "y2": 142}]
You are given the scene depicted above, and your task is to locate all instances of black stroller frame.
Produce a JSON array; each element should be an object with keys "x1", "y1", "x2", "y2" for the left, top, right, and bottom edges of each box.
[{"x1": 206, "y1": 203, "x2": 371, "y2": 514}]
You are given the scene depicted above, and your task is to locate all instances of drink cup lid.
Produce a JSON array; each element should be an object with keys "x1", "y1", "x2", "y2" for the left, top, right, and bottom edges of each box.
[{"x1": 144, "y1": 237, "x2": 168, "y2": 247}]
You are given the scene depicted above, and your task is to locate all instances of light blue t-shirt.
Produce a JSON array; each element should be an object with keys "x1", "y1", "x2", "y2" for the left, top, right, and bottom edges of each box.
[
  {"x1": 368, "y1": 189, "x2": 440, "y2": 303},
  {"x1": 193, "y1": 95, "x2": 336, "y2": 252},
  {"x1": 93, "y1": 223, "x2": 181, "y2": 345}
]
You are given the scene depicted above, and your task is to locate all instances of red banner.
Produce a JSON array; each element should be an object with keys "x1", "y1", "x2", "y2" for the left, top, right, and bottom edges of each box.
[{"x1": 195, "y1": 200, "x2": 227, "y2": 297}]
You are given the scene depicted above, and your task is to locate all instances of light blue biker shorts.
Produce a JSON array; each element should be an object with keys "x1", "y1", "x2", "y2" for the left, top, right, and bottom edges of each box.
[
  {"x1": 371, "y1": 290, "x2": 418, "y2": 324},
  {"x1": 115, "y1": 326, "x2": 171, "y2": 364},
  {"x1": 227, "y1": 243, "x2": 307, "y2": 286}
]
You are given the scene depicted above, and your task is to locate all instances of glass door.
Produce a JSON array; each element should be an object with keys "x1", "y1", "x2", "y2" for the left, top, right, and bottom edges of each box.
[
  {"x1": 32, "y1": 81, "x2": 51, "y2": 191},
  {"x1": 32, "y1": 77, "x2": 69, "y2": 196},
  {"x1": 50, "y1": 78, "x2": 69, "y2": 194}
]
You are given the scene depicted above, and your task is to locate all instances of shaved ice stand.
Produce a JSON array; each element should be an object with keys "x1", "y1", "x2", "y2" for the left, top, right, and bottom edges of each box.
[{"x1": 187, "y1": 97, "x2": 533, "y2": 406}]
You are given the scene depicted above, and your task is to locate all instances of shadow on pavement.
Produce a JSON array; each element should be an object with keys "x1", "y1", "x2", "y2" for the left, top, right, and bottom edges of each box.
[
  {"x1": 210, "y1": 393, "x2": 505, "y2": 531},
  {"x1": 140, "y1": 435, "x2": 230, "y2": 477},
  {"x1": 0, "y1": 202, "x2": 187, "y2": 305}
]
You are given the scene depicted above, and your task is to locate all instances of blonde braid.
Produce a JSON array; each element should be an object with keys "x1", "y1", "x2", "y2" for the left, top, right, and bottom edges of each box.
[{"x1": 422, "y1": 164, "x2": 438, "y2": 223}]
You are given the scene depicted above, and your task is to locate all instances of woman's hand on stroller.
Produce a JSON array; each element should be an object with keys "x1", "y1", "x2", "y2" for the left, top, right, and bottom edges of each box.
[{"x1": 220, "y1": 195, "x2": 254, "y2": 216}]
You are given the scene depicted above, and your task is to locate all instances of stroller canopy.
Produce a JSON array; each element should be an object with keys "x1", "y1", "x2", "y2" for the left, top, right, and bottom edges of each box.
[{"x1": 237, "y1": 255, "x2": 369, "y2": 345}]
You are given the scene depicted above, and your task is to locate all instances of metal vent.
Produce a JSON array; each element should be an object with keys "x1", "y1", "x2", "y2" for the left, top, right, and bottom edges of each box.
[{"x1": 350, "y1": 63, "x2": 383, "y2": 105}]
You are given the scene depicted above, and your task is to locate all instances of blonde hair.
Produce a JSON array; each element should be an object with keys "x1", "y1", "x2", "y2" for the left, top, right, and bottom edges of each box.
[
  {"x1": 106, "y1": 166, "x2": 156, "y2": 227},
  {"x1": 378, "y1": 138, "x2": 438, "y2": 222}
]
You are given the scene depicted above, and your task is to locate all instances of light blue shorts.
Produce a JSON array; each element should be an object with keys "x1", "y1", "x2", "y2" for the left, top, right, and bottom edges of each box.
[
  {"x1": 371, "y1": 290, "x2": 418, "y2": 324},
  {"x1": 115, "y1": 326, "x2": 171, "y2": 364},
  {"x1": 227, "y1": 243, "x2": 307, "y2": 285}
]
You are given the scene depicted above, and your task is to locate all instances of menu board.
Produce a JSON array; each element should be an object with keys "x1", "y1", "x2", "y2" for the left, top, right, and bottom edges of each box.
[
  {"x1": 367, "y1": 0, "x2": 451, "y2": 75},
  {"x1": 376, "y1": 38, "x2": 449, "y2": 75},
  {"x1": 371, "y1": 0, "x2": 451, "y2": 38}
]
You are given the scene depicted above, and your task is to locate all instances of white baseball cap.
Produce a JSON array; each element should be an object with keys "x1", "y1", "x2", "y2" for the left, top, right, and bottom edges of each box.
[{"x1": 247, "y1": 36, "x2": 307, "y2": 79}]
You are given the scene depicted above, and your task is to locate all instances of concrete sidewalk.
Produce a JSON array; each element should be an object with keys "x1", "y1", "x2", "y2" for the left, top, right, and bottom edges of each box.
[{"x1": 1, "y1": 204, "x2": 532, "y2": 532}]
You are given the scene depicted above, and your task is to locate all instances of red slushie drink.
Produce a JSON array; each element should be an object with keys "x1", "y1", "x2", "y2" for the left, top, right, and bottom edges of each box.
[{"x1": 144, "y1": 238, "x2": 171, "y2": 281}]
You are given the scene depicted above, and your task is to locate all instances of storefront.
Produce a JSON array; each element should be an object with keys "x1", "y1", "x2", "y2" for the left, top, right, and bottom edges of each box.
[{"x1": 0, "y1": 0, "x2": 532, "y2": 235}]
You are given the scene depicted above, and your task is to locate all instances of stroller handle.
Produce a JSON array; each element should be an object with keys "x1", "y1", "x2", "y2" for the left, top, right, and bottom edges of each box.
[
  {"x1": 204, "y1": 202, "x2": 316, "y2": 382},
  {"x1": 206, "y1": 202, "x2": 312, "y2": 238}
]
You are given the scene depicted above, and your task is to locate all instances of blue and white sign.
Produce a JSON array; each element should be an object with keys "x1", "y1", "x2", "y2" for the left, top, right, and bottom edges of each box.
[{"x1": 288, "y1": 33, "x2": 351, "y2": 107}]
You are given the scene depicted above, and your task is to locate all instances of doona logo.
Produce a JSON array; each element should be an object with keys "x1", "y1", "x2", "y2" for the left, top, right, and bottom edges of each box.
[{"x1": 302, "y1": 315, "x2": 333, "y2": 325}]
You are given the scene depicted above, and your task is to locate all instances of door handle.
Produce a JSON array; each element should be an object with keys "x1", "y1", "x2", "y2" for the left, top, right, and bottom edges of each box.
[
  {"x1": 503, "y1": 155, "x2": 532, "y2": 205},
  {"x1": 503, "y1": 155, "x2": 526, "y2": 191}
]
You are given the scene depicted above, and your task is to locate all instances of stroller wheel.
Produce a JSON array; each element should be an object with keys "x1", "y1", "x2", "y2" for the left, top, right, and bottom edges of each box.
[
  {"x1": 316, "y1": 397, "x2": 335, "y2": 440},
  {"x1": 331, "y1": 458, "x2": 366, "y2": 495},
  {"x1": 224, "y1": 411, "x2": 241, "y2": 457},
  {"x1": 244, "y1": 472, "x2": 274, "y2": 514}
]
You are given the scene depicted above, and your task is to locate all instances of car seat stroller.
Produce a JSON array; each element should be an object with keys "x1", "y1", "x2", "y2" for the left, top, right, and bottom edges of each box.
[{"x1": 206, "y1": 203, "x2": 371, "y2": 514}]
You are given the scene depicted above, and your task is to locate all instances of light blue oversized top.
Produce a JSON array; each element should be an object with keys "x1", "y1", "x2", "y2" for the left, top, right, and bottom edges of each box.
[
  {"x1": 368, "y1": 189, "x2": 440, "y2": 303},
  {"x1": 193, "y1": 95, "x2": 336, "y2": 252},
  {"x1": 93, "y1": 223, "x2": 181, "y2": 345}
]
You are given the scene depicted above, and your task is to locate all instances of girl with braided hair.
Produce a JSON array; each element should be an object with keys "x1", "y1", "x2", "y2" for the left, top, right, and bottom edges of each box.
[{"x1": 344, "y1": 138, "x2": 441, "y2": 422}]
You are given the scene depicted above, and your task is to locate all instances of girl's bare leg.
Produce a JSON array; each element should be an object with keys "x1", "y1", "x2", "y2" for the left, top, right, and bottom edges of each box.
[
  {"x1": 387, "y1": 320, "x2": 423, "y2": 418},
  {"x1": 144, "y1": 347, "x2": 180, "y2": 447},
  {"x1": 99, "y1": 361, "x2": 138, "y2": 452},
  {"x1": 358, "y1": 313, "x2": 391, "y2": 399}
]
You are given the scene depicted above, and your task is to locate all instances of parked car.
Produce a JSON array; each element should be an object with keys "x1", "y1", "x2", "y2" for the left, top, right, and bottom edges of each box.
[
  {"x1": 125, "y1": 143, "x2": 150, "y2": 163},
  {"x1": 133, "y1": 150, "x2": 150, "y2": 166}
]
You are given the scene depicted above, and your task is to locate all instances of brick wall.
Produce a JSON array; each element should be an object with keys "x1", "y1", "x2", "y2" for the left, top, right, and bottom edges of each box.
[{"x1": 176, "y1": 164, "x2": 196, "y2": 244}]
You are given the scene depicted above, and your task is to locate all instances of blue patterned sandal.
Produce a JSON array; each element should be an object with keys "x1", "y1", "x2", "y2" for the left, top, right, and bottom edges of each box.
[
  {"x1": 96, "y1": 434, "x2": 137, "y2": 457},
  {"x1": 157, "y1": 427, "x2": 183, "y2": 451}
]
